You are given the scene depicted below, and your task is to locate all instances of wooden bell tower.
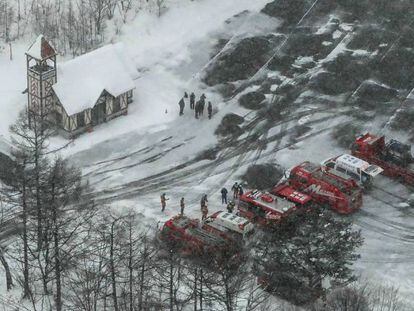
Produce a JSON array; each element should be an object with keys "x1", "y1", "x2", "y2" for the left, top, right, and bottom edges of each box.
[{"x1": 25, "y1": 35, "x2": 57, "y2": 121}]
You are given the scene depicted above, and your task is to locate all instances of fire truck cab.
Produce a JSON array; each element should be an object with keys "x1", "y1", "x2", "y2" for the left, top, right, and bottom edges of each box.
[
  {"x1": 351, "y1": 133, "x2": 414, "y2": 186},
  {"x1": 160, "y1": 215, "x2": 229, "y2": 255},
  {"x1": 238, "y1": 184, "x2": 312, "y2": 226},
  {"x1": 386, "y1": 139, "x2": 413, "y2": 167},
  {"x1": 204, "y1": 211, "x2": 254, "y2": 239},
  {"x1": 287, "y1": 161, "x2": 363, "y2": 214},
  {"x1": 321, "y1": 154, "x2": 383, "y2": 187}
]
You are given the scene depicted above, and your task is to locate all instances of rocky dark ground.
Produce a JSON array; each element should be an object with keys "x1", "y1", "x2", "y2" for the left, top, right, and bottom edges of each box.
[{"x1": 202, "y1": 0, "x2": 414, "y2": 144}]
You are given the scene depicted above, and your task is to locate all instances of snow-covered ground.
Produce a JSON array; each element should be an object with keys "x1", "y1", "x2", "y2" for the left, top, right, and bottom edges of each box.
[{"x1": 0, "y1": 0, "x2": 413, "y2": 307}]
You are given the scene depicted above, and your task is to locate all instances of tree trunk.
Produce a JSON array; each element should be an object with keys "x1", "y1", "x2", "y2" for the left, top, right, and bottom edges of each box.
[
  {"x1": 52, "y1": 182, "x2": 62, "y2": 311},
  {"x1": 110, "y1": 222, "x2": 119, "y2": 311},
  {"x1": 35, "y1": 136, "x2": 42, "y2": 251},
  {"x1": 169, "y1": 250, "x2": 173, "y2": 311},
  {"x1": 128, "y1": 222, "x2": 133, "y2": 311},
  {"x1": 138, "y1": 242, "x2": 147, "y2": 311},
  {"x1": 0, "y1": 248, "x2": 13, "y2": 290},
  {"x1": 225, "y1": 279, "x2": 232, "y2": 311},
  {"x1": 17, "y1": 0, "x2": 21, "y2": 37},
  {"x1": 193, "y1": 269, "x2": 197, "y2": 311},
  {"x1": 199, "y1": 269, "x2": 203, "y2": 311},
  {"x1": 22, "y1": 180, "x2": 30, "y2": 298}
]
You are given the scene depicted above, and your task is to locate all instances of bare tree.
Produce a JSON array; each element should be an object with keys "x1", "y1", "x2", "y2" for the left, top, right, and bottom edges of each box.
[
  {"x1": 117, "y1": 0, "x2": 134, "y2": 23},
  {"x1": 311, "y1": 283, "x2": 407, "y2": 311},
  {"x1": 42, "y1": 157, "x2": 91, "y2": 310},
  {"x1": 0, "y1": 247, "x2": 13, "y2": 290},
  {"x1": 154, "y1": 0, "x2": 167, "y2": 17},
  {"x1": 10, "y1": 111, "x2": 51, "y2": 252}
]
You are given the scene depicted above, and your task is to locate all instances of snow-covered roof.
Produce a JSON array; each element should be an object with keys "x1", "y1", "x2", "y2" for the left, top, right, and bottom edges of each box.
[
  {"x1": 336, "y1": 154, "x2": 369, "y2": 170},
  {"x1": 53, "y1": 43, "x2": 137, "y2": 116},
  {"x1": 26, "y1": 35, "x2": 56, "y2": 60}
]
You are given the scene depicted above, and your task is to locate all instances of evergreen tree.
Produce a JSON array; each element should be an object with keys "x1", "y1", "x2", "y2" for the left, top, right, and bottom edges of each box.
[{"x1": 253, "y1": 208, "x2": 363, "y2": 305}]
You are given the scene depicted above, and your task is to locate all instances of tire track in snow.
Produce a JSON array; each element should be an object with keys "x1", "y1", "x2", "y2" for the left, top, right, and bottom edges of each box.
[
  {"x1": 354, "y1": 217, "x2": 414, "y2": 244},
  {"x1": 87, "y1": 116, "x2": 344, "y2": 205}
]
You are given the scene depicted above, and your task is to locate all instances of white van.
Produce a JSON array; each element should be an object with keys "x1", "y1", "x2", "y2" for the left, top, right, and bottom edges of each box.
[
  {"x1": 205, "y1": 211, "x2": 254, "y2": 238},
  {"x1": 321, "y1": 154, "x2": 383, "y2": 187}
]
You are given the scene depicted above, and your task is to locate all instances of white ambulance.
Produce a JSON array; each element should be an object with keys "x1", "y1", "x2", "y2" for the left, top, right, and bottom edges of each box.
[
  {"x1": 204, "y1": 211, "x2": 254, "y2": 239},
  {"x1": 321, "y1": 154, "x2": 383, "y2": 187}
]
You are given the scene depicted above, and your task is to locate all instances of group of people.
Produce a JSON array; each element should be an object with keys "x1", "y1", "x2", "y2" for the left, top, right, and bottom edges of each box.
[
  {"x1": 160, "y1": 182, "x2": 244, "y2": 221},
  {"x1": 160, "y1": 192, "x2": 208, "y2": 220},
  {"x1": 161, "y1": 193, "x2": 186, "y2": 215},
  {"x1": 221, "y1": 182, "x2": 243, "y2": 214},
  {"x1": 220, "y1": 182, "x2": 244, "y2": 204},
  {"x1": 178, "y1": 92, "x2": 213, "y2": 119}
]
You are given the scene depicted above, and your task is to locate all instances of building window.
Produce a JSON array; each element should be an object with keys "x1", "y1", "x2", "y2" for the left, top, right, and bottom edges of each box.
[
  {"x1": 55, "y1": 111, "x2": 62, "y2": 125},
  {"x1": 113, "y1": 97, "x2": 121, "y2": 113},
  {"x1": 77, "y1": 112, "x2": 85, "y2": 128},
  {"x1": 127, "y1": 90, "x2": 133, "y2": 104}
]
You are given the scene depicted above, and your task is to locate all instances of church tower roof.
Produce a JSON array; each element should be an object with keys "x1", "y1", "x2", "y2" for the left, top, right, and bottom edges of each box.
[{"x1": 26, "y1": 35, "x2": 56, "y2": 60}]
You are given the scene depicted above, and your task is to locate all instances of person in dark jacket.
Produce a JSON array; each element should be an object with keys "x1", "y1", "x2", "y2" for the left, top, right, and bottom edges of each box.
[
  {"x1": 178, "y1": 97, "x2": 185, "y2": 116},
  {"x1": 232, "y1": 182, "x2": 239, "y2": 199},
  {"x1": 238, "y1": 184, "x2": 244, "y2": 197},
  {"x1": 180, "y1": 197, "x2": 185, "y2": 215},
  {"x1": 199, "y1": 95, "x2": 206, "y2": 116},
  {"x1": 200, "y1": 194, "x2": 208, "y2": 209},
  {"x1": 195, "y1": 100, "x2": 200, "y2": 119},
  {"x1": 221, "y1": 187, "x2": 228, "y2": 204},
  {"x1": 161, "y1": 193, "x2": 169, "y2": 212},
  {"x1": 207, "y1": 101, "x2": 212, "y2": 119},
  {"x1": 190, "y1": 92, "x2": 195, "y2": 110}
]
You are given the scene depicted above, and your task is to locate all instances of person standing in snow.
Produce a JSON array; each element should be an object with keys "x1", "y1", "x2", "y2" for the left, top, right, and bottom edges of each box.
[
  {"x1": 201, "y1": 205, "x2": 208, "y2": 221},
  {"x1": 227, "y1": 201, "x2": 235, "y2": 214},
  {"x1": 221, "y1": 187, "x2": 228, "y2": 204},
  {"x1": 232, "y1": 182, "x2": 239, "y2": 199},
  {"x1": 238, "y1": 184, "x2": 244, "y2": 197},
  {"x1": 207, "y1": 102, "x2": 213, "y2": 119},
  {"x1": 161, "y1": 193, "x2": 169, "y2": 212},
  {"x1": 178, "y1": 97, "x2": 185, "y2": 116},
  {"x1": 190, "y1": 92, "x2": 195, "y2": 110},
  {"x1": 199, "y1": 94, "x2": 206, "y2": 116},
  {"x1": 180, "y1": 197, "x2": 185, "y2": 215},
  {"x1": 200, "y1": 194, "x2": 208, "y2": 209},
  {"x1": 195, "y1": 100, "x2": 200, "y2": 119}
]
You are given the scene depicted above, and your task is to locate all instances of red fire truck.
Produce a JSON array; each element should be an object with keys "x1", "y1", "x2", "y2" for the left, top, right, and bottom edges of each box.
[
  {"x1": 160, "y1": 215, "x2": 230, "y2": 256},
  {"x1": 287, "y1": 161, "x2": 363, "y2": 214},
  {"x1": 237, "y1": 183, "x2": 313, "y2": 226},
  {"x1": 351, "y1": 133, "x2": 414, "y2": 186}
]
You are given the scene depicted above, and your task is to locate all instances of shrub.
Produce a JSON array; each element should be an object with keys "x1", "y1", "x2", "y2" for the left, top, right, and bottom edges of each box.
[
  {"x1": 241, "y1": 163, "x2": 284, "y2": 190},
  {"x1": 261, "y1": 0, "x2": 318, "y2": 26},
  {"x1": 347, "y1": 26, "x2": 395, "y2": 51},
  {"x1": 331, "y1": 122, "x2": 362, "y2": 149},
  {"x1": 390, "y1": 109, "x2": 414, "y2": 132},
  {"x1": 215, "y1": 113, "x2": 245, "y2": 137},
  {"x1": 374, "y1": 48, "x2": 414, "y2": 89},
  {"x1": 309, "y1": 71, "x2": 354, "y2": 95},
  {"x1": 267, "y1": 54, "x2": 295, "y2": 72},
  {"x1": 238, "y1": 91, "x2": 266, "y2": 110},
  {"x1": 204, "y1": 35, "x2": 280, "y2": 86}
]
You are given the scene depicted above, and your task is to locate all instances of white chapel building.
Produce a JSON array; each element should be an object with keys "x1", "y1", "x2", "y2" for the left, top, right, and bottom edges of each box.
[{"x1": 26, "y1": 35, "x2": 137, "y2": 137}]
